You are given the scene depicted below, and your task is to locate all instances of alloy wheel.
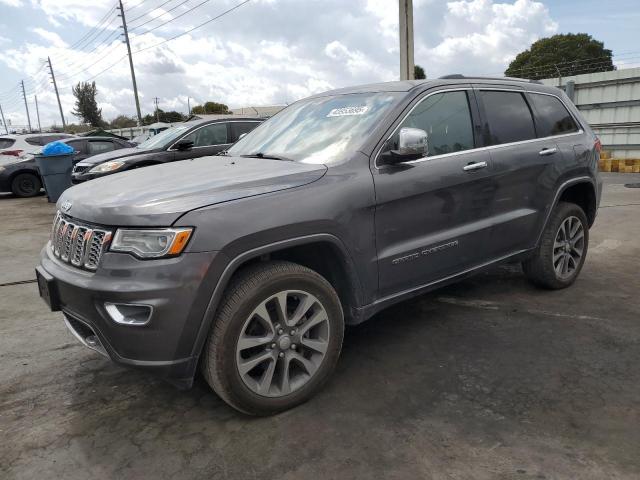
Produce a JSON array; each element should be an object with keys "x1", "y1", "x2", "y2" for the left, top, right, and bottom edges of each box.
[
  {"x1": 553, "y1": 215, "x2": 585, "y2": 279},
  {"x1": 235, "y1": 290, "x2": 330, "y2": 397}
]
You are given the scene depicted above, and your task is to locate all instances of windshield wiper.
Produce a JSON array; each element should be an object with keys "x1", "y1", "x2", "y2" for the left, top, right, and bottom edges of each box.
[{"x1": 240, "y1": 152, "x2": 292, "y2": 161}]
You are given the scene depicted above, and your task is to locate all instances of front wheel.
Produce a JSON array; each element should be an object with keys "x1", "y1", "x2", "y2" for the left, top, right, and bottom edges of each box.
[
  {"x1": 523, "y1": 201, "x2": 589, "y2": 289},
  {"x1": 201, "y1": 261, "x2": 344, "y2": 415}
]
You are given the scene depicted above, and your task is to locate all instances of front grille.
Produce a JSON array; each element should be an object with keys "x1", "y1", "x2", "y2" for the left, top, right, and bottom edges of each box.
[
  {"x1": 50, "y1": 211, "x2": 111, "y2": 271},
  {"x1": 72, "y1": 165, "x2": 89, "y2": 174}
]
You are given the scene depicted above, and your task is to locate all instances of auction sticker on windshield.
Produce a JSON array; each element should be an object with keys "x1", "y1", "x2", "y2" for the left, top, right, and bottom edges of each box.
[{"x1": 327, "y1": 106, "x2": 369, "y2": 117}]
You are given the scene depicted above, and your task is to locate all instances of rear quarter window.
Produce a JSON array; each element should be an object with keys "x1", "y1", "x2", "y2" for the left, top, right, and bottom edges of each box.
[
  {"x1": 479, "y1": 90, "x2": 536, "y2": 145},
  {"x1": 529, "y1": 93, "x2": 579, "y2": 137}
]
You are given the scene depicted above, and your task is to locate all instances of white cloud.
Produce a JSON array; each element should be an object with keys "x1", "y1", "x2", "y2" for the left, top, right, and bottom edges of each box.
[
  {"x1": 422, "y1": 0, "x2": 558, "y2": 76},
  {"x1": 31, "y1": 28, "x2": 67, "y2": 48},
  {"x1": 0, "y1": 0, "x2": 23, "y2": 7},
  {"x1": 1, "y1": 0, "x2": 559, "y2": 128}
]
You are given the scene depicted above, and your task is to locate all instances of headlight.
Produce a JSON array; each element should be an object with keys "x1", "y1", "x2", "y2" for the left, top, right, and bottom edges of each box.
[
  {"x1": 89, "y1": 160, "x2": 125, "y2": 174},
  {"x1": 110, "y1": 228, "x2": 193, "y2": 258}
]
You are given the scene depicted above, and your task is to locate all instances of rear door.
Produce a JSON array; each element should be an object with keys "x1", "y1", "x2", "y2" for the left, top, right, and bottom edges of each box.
[
  {"x1": 172, "y1": 122, "x2": 232, "y2": 161},
  {"x1": 475, "y1": 88, "x2": 561, "y2": 257},
  {"x1": 373, "y1": 87, "x2": 497, "y2": 298}
]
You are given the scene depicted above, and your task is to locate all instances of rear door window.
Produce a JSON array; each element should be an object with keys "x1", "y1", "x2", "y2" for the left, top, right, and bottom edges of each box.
[
  {"x1": 529, "y1": 93, "x2": 579, "y2": 137},
  {"x1": 0, "y1": 138, "x2": 15, "y2": 148},
  {"x1": 230, "y1": 122, "x2": 261, "y2": 142},
  {"x1": 25, "y1": 137, "x2": 43, "y2": 146},
  {"x1": 66, "y1": 139, "x2": 87, "y2": 153},
  {"x1": 88, "y1": 140, "x2": 116, "y2": 155},
  {"x1": 479, "y1": 90, "x2": 536, "y2": 145}
]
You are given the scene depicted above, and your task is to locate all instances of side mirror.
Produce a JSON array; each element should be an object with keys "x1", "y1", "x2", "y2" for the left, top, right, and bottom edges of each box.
[
  {"x1": 174, "y1": 139, "x2": 194, "y2": 151},
  {"x1": 381, "y1": 127, "x2": 428, "y2": 164}
]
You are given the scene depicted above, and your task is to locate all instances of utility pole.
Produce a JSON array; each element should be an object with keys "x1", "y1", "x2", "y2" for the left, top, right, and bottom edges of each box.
[
  {"x1": 0, "y1": 104, "x2": 8, "y2": 134},
  {"x1": 399, "y1": 0, "x2": 415, "y2": 81},
  {"x1": 187, "y1": 97, "x2": 190, "y2": 116},
  {"x1": 20, "y1": 80, "x2": 32, "y2": 132},
  {"x1": 154, "y1": 97, "x2": 159, "y2": 123},
  {"x1": 118, "y1": 0, "x2": 143, "y2": 126},
  {"x1": 47, "y1": 56, "x2": 66, "y2": 129},
  {"x1": 34, "y1": 95, "x2": 42, "y2": 132}
]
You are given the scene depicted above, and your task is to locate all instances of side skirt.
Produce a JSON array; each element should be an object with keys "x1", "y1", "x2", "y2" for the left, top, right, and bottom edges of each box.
[{"x1": 350, "y1": 248, "x2": 533, "y2": 325}]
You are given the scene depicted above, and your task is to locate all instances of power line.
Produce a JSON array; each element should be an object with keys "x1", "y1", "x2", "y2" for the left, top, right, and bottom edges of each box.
[
  {"x1": 504, "y1": 51, "x2": 640, "y2": 77},
  {"x1": 129, "y1": 0, "x2": 208, "y2": 32},
  {"x1": 123, "y1": 0, "x2": 149, "y2": 13},
  {"x1": 55, "y1": 38, "x2": 125, "y2": 82},
  {"x1": 132, "y1": 0, "x2": 251, "y2": 54},
  {"x1": 53, "y1": 17, "x2": 121, "y2": 69},
  {"x1": 27, "y1": 0, "x2": 251, "y2": 94},
  {"x1": 128, "y1": 0, "x2": 178, "y2": 23}
]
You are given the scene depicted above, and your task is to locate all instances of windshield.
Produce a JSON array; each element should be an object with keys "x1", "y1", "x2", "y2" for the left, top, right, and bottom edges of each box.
[
  {"x1": 136, "y1": 125, "x2": 190, "y2": 150},
  {"x1": 227, "y1": 92, "x2": 402, "y2": 164}
]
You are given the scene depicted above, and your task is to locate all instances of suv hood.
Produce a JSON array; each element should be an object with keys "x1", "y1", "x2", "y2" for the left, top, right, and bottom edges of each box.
[
  {"x1": 58, "y1": 156, "x2": 327, "y2": 226},
  {"x1": 77, "y1": 147, "x2": 153, "y2": 166}
]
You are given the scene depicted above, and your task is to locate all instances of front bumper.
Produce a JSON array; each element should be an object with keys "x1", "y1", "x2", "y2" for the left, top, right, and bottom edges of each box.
[{"x1": 38, "y1": 243, "x2": 221, "y2": 388}]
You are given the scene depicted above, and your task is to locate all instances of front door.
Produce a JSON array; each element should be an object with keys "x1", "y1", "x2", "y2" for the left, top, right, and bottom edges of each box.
[
  {"x1": 173, "y1": 122, "x2": 233, "y2": 161},
  {"x1": 373, "y1": 89, "x2": 497, "y2": 298}
]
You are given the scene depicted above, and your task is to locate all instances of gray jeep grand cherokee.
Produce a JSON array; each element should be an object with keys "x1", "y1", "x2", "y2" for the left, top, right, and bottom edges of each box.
[{"x1": 36, "y1": 76, "x2": 602, "y2": 415}]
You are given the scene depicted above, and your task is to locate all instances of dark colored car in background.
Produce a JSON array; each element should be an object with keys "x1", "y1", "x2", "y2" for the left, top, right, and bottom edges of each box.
[
  {"x1": 71, "y1": 117, "x2": 263, "y2": 183},
  {"x1": 0, "y1": 136, "x2": 134, "y2": 197}
]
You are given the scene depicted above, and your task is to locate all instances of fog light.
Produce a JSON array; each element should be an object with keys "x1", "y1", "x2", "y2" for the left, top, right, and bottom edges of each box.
[{"x1": 104, "y1": 303, "x2": 152, "y2": 326}]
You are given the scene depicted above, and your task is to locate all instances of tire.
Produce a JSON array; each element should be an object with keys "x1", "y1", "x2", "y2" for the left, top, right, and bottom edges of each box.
[
  {"x1": 523, "y1": 201, "x2": 589, "y2": 289},
  {"x1": 11, "y1": 173, "x2": 42, "y2": 198},
  {"x1": 201, "y1": 261, "x2": 344, "y2": 415}
]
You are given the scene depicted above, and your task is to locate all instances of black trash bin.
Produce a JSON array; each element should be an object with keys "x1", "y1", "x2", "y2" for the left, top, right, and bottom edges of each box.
[{"x1": 34, "y1": 152, "x2": 75, "y2": 203}]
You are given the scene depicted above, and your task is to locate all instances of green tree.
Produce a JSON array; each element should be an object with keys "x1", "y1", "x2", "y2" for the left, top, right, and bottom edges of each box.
[
  {"x1": 414, "y1": 64, "x2": 426, "y2": 80},
  {"x1": 71, "y1": 81, "x2": 104, "y2": 127},
  {"x1": 505, "y1": 33, "x2": 614, "y2": 80},
  {"x1": 191, "y1": 101, "x2": 230, "y2": 115},
  {"x1": 110, "y1": 115, "x2": 137, "y2": 128},
  {"x1": 160, "y1": 110, "x2": 187, "y2": 123},
  {"x1": 141, "y1": 109, "x2": 187, "y2": 125}
]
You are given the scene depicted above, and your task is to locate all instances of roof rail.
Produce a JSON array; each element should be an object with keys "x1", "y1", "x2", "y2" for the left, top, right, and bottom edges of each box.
[{"x1": 439, "y1": 74, "x2": 543, "y2": 85}]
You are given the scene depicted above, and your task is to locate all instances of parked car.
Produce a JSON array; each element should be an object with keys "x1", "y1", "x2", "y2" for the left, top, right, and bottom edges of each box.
[
  {"x1": 71, "y1": 117, "x2": 263, "y2": 183},
  {"x1": 37, "y1": 76, "x2": 602, "y2": 415},
  {"x1": 0, "y1": 133, "x2": 75, "y2": 159},
  {"x1": 0, "y1": 136, "x2": 134, "y2": 197}
]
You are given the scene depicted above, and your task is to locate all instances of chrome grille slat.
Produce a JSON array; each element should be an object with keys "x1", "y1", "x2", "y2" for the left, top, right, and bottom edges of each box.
[{"x1": 49, "y1": 211, "x2": 110, "y2": 271}]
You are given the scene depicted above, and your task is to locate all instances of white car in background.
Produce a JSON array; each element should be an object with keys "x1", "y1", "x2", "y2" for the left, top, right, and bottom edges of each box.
[{"x1": 0, "y1": 133, "x2": 76, "y2": 160}]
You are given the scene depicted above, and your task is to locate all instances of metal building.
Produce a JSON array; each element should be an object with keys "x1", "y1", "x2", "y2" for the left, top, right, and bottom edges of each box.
[{"x1": 541, "y1": 67, "x2": 640, "y2": 159}]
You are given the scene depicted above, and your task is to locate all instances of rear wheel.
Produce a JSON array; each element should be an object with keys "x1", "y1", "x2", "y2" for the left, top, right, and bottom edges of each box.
[
  {"x1": 523, "y1": 202, "x2": 589, "y2": 289},
  {"x1": 201, "y1": 261, "x2": 344, "y2": 415},
  {"x1": 11, "y1": 173, "x2": 41, "y2": 197}
]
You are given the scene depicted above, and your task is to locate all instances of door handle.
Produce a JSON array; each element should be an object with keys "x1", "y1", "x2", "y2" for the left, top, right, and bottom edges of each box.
[
  {"x1": 463, "y1": 161, "x2": 487, "y2": 171},
  {"x1": 539, "y1": 147, "x2": 558, "y2": 156}
]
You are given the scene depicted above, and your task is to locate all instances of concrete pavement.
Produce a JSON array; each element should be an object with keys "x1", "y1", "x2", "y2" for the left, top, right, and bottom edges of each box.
[{"x1": 1, "y1": 173, "x2": 639, "y2": 479}]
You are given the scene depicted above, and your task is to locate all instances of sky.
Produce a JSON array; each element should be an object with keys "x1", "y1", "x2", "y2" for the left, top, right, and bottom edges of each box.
[{"x1": 0, "y1": 0, "x2": 638, "y2": 129}]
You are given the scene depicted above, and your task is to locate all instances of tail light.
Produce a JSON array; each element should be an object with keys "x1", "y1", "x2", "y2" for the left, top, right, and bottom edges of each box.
[
  {"x1": 2, "y1": 149, "x2": 23, "y2": 157},
  {"x1": 594, "y1": 138, "x2": 602, "y2": 153}
]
